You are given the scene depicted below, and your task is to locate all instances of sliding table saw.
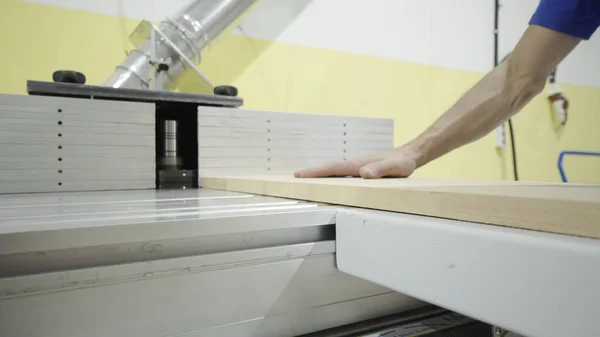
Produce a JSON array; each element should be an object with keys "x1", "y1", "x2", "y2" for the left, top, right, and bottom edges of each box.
[{"x1": 0, "y1": 81, "x2": 598, "y2": 337}]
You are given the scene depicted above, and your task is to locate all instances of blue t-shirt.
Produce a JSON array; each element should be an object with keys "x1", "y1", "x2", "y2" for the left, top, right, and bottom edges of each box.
[{"x1": 529, "y1": 0, "x2": 600, "y2": 40}]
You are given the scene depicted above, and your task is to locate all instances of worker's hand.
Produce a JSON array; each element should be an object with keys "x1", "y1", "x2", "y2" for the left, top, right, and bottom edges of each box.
[{"x1": 294, "y1": 148, "x2": 418, "y2": 179}]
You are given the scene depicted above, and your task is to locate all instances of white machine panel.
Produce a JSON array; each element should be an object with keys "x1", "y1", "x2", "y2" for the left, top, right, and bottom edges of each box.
[
  {"x1": 197, "y1": 106, "x2": 394, "y2": 176},
  {"x1": 0, "y1": 94, "x2": 155, "y2": 194},
  {"x1": 335, "y1": 208, "x2": 600, "y2": 337}
]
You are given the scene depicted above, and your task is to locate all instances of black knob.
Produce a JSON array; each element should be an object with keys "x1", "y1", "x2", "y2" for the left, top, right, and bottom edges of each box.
[
  {"x1": 53, "y1": 71, "x2": 86, "y2": 84},
  {"x1": 214, "y1": 85, "x2": 238, "y2": 97},
  {"x1": 157, "y1": 63, "x2": 170, "y2": 72}
]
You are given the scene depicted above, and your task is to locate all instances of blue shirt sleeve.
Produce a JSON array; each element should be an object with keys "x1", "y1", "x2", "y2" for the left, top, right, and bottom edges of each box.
[{"x1": 529, "y1": 0, "x2": 600, "y2": 40}]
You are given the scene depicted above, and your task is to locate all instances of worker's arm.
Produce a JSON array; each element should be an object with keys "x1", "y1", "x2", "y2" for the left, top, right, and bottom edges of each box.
[{"x1": 294, "y1": 24, "x2": 582, "y2": 179}]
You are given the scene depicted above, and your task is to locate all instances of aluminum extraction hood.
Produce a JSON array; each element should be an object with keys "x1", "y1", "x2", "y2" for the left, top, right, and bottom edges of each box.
[{"x1": 104, "y1": 0, "x2": 257, "y2": 90}]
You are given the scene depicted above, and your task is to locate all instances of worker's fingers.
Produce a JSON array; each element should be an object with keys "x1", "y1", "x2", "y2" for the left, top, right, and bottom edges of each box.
[
  {"x1": 294, "y1": 157, "x2": 381, "y2": 178},
  {"x1": 359, "y1": 158, "x2": 416, "y2": 179},
  {"x1": 294, "y1": 160, "x2": 361, "y2": 178}
]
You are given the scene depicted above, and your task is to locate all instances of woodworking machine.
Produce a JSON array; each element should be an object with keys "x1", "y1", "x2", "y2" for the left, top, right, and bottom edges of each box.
[
  {"x1": 0, "y1": 83, "x2": 502, "y2": 337},
  {"x1": 1, "y1": 0, "x2": 596, "y2": 335},
  {"x1": 1, "y1": 83, "x2": 596, "y2": 337},
  {"x1": 3, "y1": 68, "x2": 598, "y2": 337}
]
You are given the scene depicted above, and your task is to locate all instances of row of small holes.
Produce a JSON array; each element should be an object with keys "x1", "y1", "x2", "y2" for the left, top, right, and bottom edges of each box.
[
  {"x1": 263, "y1": 122, "x2": 350, "y2": 169},
  {"x1": 344, "y1": 123, "x2": 347, "y2": 160},
  {"x1": 267, "y1": 120, "x2": 271, "y2": 170},
  {"x1": 58, "y1": 109, "x2": 63, "y2": 186}
]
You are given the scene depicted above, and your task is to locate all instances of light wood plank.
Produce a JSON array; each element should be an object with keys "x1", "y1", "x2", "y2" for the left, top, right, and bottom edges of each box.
[{"x1": 199, "y1": 175, "x2": 600, "y2": 239}]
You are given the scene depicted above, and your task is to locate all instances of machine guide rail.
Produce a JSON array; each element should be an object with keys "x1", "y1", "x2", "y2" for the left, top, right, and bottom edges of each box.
[
  {"x1": 27, "y1": 80, "x2": 243, "y2": 107},
  {"x1": 0, "y1": 188, "x2": 421, "y2": 337}
]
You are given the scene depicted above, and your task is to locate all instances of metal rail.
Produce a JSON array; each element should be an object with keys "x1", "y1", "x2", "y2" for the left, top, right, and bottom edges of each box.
[{"x1": 0, "y1": 189, "x2": 336, "y2": 277}]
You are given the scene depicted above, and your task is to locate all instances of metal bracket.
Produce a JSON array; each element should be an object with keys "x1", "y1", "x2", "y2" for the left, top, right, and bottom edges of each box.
[
  {"x1": 149, "y1": 28, "x2": 172, "y2": 90},
  {"x1": 149, "y1": 23, "x2": 215, "y2": 89}
]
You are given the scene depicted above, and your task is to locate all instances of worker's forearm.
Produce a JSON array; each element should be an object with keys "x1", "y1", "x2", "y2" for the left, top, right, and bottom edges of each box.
[
  {"x1": 401, "y1": 25, "x2": 581, "y2": 169},
  {"x1": 401, "y1": 59, "x2": 543, "y2": 168}
]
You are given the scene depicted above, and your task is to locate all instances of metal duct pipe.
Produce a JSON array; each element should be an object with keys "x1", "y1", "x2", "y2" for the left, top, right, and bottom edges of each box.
[{"x1": 104, "y1": 0, "x2": 257, "y2": 90}]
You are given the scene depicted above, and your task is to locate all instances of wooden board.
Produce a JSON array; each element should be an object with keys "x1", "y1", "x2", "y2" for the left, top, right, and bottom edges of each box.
[{"x1": 200, "y1": 175, "x2": 600, "y2": 239}]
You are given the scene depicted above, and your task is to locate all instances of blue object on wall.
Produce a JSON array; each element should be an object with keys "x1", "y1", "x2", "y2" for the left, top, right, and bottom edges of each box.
[{"x1": 557, "y1": 150, "x2": 600, "y2": 183}]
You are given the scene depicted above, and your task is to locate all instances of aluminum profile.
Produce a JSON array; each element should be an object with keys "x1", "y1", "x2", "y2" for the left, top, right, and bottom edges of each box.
[
  {"x1": 197, "y1": 106, "x2": 394, "y2": 177},
  {"x1": 0, "y1": 94, "x2": 156, "y2": 194}
]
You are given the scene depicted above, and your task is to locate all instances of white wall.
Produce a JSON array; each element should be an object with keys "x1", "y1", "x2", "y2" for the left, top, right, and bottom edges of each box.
[
  {"x1": 236, "y1": 0, "x2": 600, "y2": 87},
  {"x1": 25, "y1": 0, "x2": 600, "y2": 87},
  {"x1": 23, "y1": 0, "x2": 192, "y2": 22},
  {"x1": 233, "y1": 0, "x2": 494, "y2": 73}
]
